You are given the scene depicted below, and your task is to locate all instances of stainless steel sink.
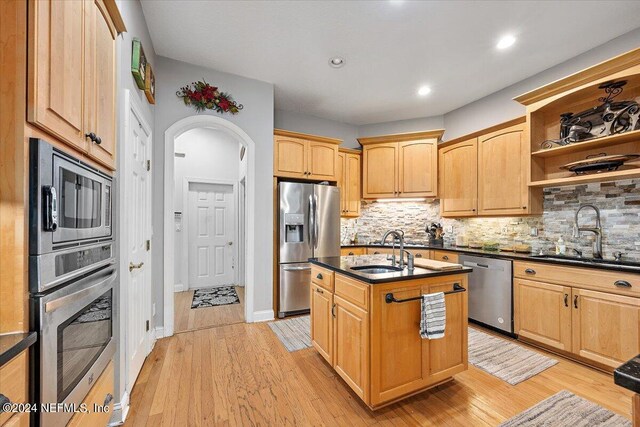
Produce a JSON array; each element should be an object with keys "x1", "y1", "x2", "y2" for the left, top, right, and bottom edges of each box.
[{"x1": 350, "y1": 265, "x2": 404, "y2": 274}]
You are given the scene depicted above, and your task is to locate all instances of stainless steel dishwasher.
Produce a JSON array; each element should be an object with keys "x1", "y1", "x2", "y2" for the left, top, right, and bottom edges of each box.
[{"x1": 459, "y1": 254, "x2": 513, "y2": 334}]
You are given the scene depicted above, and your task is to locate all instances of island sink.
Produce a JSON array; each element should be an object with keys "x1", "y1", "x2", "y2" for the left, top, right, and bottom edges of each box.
[{"x1": 350, "y1": 265, "x2": 404, "y2": 274}]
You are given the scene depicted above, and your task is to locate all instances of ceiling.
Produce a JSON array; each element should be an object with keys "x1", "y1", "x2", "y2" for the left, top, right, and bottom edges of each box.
[{"x1": 140, "y1": 1, "x2": 640, "y2": 125}]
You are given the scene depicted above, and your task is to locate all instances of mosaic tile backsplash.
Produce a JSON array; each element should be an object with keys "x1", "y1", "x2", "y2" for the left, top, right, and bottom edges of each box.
[{"x1": 341, "y1": 179, "x2": 640, "y2": 262}]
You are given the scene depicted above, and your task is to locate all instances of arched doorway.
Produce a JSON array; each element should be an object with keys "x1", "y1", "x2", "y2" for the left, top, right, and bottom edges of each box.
[{"x1": 163, "y1": 115, "x2": 257, "y2": 336}]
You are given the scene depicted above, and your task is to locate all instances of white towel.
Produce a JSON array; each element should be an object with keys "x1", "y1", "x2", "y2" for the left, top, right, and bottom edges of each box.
[{"x1": 420, "y1": 292, "x2": 445, "y2": 339}]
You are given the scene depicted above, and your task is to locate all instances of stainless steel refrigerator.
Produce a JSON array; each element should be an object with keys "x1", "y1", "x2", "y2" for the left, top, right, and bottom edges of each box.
[{"x1": 278, "y1": 182, "x2": 340, "y2": 317}]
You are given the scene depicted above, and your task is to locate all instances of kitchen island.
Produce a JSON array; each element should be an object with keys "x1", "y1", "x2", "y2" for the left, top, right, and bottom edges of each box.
[{"x1": 308, "y1": 255, "x2": 472, "y2": 410}]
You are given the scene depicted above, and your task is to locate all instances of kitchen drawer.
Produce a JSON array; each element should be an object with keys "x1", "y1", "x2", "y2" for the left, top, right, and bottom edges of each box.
[
  {"x1": 0, "y1": 351, "x2": 28, "y2": 426},
  {"x1": 341, "y1": 247, "x2": 366, "y2": 256},
  {"x1": 412, "y1": 249, "x2": 432, "y2": 260},
  {"x1": 335, "y1": 273, "x2": 369, "y2": 311},
  {"x1": 514, "y1": 261, "x2": 640, "y2": 297},
  {"x1": 432, "y1": 250, "x2": 459, "y2": 263},
  {"x1": 311, "y1": 265, "x2": 334, "y2": 291},
  {"x1": 367, "y1": 247, "x2": 394, "y2": 255},
  {"x1": 67, "y1": 361, "x2": 114, "y2": 427}
]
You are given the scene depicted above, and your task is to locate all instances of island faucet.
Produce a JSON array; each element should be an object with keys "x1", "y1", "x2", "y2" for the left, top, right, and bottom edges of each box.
[
  {"x1": 572, "y1": 204, "x2": 603, "y2": 259},
  {"x1": 380, "y1": 230, "x2": 414, "y2": 270}
]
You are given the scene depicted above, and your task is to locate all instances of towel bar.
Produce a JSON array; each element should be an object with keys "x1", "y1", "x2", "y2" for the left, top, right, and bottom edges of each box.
[{"x1": 385, "y1": 283, "x2": 466, "y2": 304}]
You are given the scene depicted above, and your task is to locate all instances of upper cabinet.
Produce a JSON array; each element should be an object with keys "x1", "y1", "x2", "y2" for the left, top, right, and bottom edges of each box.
[
  {"x1": 358, "y1": 130, "x2": 443, "y2": 199},
  {"x1": 28, "y1": 0, "x2": 124, "y2": 171},
  {"x1": 273, "y1": 129, "x2": 340, "y2": 180},
  {"x1": 439, "y1": 119, "x2": 542, "y2": 217},
  {"x1": 515, "y1": 47, "x2": 640, "y2": 188},
  {"x1": 337, "y1": 149, "x2": 361, "y2": 217}
]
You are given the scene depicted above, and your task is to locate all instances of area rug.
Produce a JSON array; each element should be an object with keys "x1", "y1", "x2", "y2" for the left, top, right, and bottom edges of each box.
[
  {"x1": 499, "y1": 390, "x2": 631, "y2": 426},
  {"x1": 468, "y1": 327, "x2": 558, "y2": 385},
  {"x1": 191, "y1": 286, "x2": 239, "y2": 308},
  {"x1": 268, "y1": 315, "x2": 311, "y2": 352}
]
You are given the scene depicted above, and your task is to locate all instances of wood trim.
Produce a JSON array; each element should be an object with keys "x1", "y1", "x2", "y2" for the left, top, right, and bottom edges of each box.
[
  {"x1": 633, "y1": 393, "x2": 639, "y2": 427},
  {"x1": 438, "y1": 116, "x2": 526, "y2": 148},
  {"x1": 274, "y1": 129, "x2": 342, "y2": 145},
  {"x1": 514, "y1": 47, "x2": 640, "y2": 105},
  {"x1": 357, "y1": 129, "x2": 444, "y2": 145},
  {"x1": 338, "y1": 147, "x2": 362, "y2": 155},
  {"x1": 103, "y1": 0, "x2": 126, "y2": 34}
]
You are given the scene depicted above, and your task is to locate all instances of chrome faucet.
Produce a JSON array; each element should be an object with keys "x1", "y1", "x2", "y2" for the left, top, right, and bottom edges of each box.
[
  {"x1": 572, "y1": 204, "x2": 603, "y2": 259},
  {"x1": 380, "y1": 230, "x2": 414, "y2": 271}
]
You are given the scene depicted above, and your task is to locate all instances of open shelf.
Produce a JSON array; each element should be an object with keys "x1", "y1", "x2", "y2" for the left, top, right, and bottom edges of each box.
[
  {"x1": 531, "y1": 129, "x2": 640, "y2": 158},
  {"x1": 529, "y1": 167, "x2": 640, "y2": 188}
]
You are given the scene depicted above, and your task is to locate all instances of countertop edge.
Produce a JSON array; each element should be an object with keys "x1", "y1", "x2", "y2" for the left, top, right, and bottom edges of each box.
[
  {"x1": 614, "y1": 355, "x2": 640, "y2": 394},
  {"x1": 0, "y1": 331, "x2": 37, "y2": 368}
]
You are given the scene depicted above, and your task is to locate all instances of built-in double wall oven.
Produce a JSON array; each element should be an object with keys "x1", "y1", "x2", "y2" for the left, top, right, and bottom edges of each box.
[{"x1": 29, "y1": 138, "x2": 116, "y2": 426}]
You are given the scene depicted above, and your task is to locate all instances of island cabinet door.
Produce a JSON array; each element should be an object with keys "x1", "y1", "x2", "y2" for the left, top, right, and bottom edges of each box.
[
  {"x1": 571, "y1": 288, "x2": 640, "y2": 369},
  {"x1": 370, "y1": 286, "x2": 426, "y2": 407},
  {"x1": 333, "y1": 295, "x2": 369, "y2": 401},
  {"x1": 310, "y1": 283, "x2": 334, "y2": 364},
  {"x1": 422, "y1": 280, "x2": 468, "y2": 383}
]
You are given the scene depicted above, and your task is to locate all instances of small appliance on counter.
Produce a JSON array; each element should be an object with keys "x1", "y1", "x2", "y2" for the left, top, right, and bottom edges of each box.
[
  {"x1": 426, "y1": 222, "x2": 444, "y2": 247},
  {"x1": 278, "y1": 182, "x2": 340, "y2": 317}
]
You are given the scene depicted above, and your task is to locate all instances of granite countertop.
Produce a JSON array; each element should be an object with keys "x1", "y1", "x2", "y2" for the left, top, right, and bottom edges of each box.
[
  {"x1": 614, "y1": 354, "x2": 640, "y2": 394},
  {"x1": 342, "y1": 243, "x2": 640, "y2": 274},
  {"x1": 0, "y1": 331, "x2": 37, "y2": 367},
  {"x1": 309, "y1": 254, "x2": 472, "y2": 284}
]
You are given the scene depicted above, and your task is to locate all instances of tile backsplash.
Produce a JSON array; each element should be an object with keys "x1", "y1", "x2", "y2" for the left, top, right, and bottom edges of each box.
[{"x1": 341, "y1": 179, "x2": 640, "y2": 261}]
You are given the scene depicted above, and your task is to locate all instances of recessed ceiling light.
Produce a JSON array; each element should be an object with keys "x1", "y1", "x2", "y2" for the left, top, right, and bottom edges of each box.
[
  {"x1": 496, "y1": 35, "x2": 516, "y2": 50},
  {"x1": 417, "y1": 85, "x2": 431, "y2": 96},
  {"x1": 328, "y1": 57, "x2": 345, "y2": 68}
]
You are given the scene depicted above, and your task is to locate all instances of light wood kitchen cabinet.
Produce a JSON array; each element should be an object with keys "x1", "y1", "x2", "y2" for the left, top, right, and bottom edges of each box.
[
  {"x1": 514, "y1": 278, "x2": 572, "y2": 352},
  {"x1": 432, "y1": 250, "x2": 459, "y2": 264},
  {"x1": 438, "y1": 139, "x2": 478, "y2": 217},
  {"x1": 340, "y1": 247, "x2": 367, "y2": 256},
  {"x1": 28, "y1": 0, "x2": 120, "y2": 170},
  {"x1": 0, "y1": 351, "x2": 28, "y2": 426},
  {"x1": 514, "y1": 261, "x2": 640, "y2": 370},
  {"x1": 310, "y1": 283, "x2": 333, "y2": 364},
  {"x1": 333, "y1": 295, "x2": 369, "y2": 400},
  {"x1": 67, "y1": 361, "x2": 114, "y2": 427},
  {"x1": 477, "y1": 123, "x2": 529, "y2": 215},
  {"x1": 359, "y1": 130, "x2": 444, "y2": 199},
  {"x1": 337, "y1": 149, "x2": 361, "y2": 217},
  {"x1": 571, "y1": 288, "x2": 640, "y2": 369},
  {"x1": 273, "y1": 129, "x2": 340, "y2": 180},
  {"x1": 438, "y1": 118, "x2": 542, "y2": 217}
]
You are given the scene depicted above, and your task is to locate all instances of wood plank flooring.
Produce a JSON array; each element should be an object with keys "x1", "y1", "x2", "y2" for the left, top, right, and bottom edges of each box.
[
  {"x1": 174, "y1": 286, "x2": 245, "y2": 333},
  {"x1": 125, "y1": 323, "x2": 633, "y2": 426}
]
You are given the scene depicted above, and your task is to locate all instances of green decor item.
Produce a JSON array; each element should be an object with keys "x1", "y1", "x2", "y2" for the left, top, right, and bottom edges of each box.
[
  {"x1": 176, "y1": 80, "x2": 243, "y2": 114},
  {"x1": 131, "y1": 38, "x2": 147, "y2": 90}
]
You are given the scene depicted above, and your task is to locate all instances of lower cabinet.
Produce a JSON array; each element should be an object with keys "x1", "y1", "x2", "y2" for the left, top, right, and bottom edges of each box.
[
  {"x1": 67, "y1": 361, "x2": 114, "y2": 427},
  {"x1": 333, "y1": 295, "x2": 368, "y2": 400},
  {"x1": 310, "y1": 283, "x2": 333, "y2": 364},
  {"x1": 514, "y1": 266, "x2": 640, "y2": 370},
  {"x1": 340, "y1": 247, "x2": 366, "y2": 256}
]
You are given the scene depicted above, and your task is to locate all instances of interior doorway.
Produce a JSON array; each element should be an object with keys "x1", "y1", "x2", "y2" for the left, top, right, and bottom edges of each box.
[{"x1": 172, "y1": 127, "x2": 247, "y2": 333}]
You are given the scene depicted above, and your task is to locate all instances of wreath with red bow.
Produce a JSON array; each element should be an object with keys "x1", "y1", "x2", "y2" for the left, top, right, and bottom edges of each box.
[{"x1": 176, "y1": 80, "x2": 243, "y2": 114}]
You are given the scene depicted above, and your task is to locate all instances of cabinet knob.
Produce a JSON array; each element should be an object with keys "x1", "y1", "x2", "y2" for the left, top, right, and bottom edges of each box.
[
  {"x1": 85, "y1": 132, "x2": 97, "y2": 142},
  {"x1": 442, "y1": 255, "x2": 449, "y2": 260},
  {"x1": 522, "y1": 206, "x2": 527, "y2": 209},
  {"x1": 374, "y1": 251, "x2": 380, "y2": 255},
  {"x1": 614, "y1": 280, "x2": 631, "y2": 288},
  {"x1": 472, "y1": 208, "x2": 476, "y2": 212},
  {"x1": 94, "y1": 135, "x2": 102, "y2": 145},
  {"x1": 348, "y1": 252, "x2": 354, "y2": 255},
  {"x1": 416, "y1": 253, "x2": 423, "y2": 258},
  {"x1": 316, "y1": 273, "x2": 323, "y2": 280},
  {"x1": 573, "y1": 295, "x2": 579, "y2": 309},
  {"x1": 564, "y1": 293, "x2": 568, "y2": 307},
  {"x1": 331, "y1": 303, "x2": 336, "y2": 318},
  {"x1": 316, "y1": 287, "x2": 324, "y2": 294},
  {"x1": 525, "y1": 268, "x2": 536, "y2": 275}
]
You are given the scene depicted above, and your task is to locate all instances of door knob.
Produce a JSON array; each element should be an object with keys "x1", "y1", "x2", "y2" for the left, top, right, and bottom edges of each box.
[
  {"x1": 228, "y1": 241, "x2": 233, "y2": 246},
  {"x1": 129, "y1": 262, "x2": 144, "y2": 272}
]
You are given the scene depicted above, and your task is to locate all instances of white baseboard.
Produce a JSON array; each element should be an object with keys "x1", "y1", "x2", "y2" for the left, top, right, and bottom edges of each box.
[
  {"x1": 108, "y1": 390, "x2": 130, "y2": 426},
  {"x1": 252, "y1": 309, "x2": 274, "y2": 323},
  {"x1": 174, "y1": 283, "x2": 185, "y2": 292},
  {"x1": 154, "y1": 326, "x2": 165, "y2": 339}
]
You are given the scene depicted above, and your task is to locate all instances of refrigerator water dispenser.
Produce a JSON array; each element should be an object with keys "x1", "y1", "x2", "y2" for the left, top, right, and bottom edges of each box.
[{"x1": 284, "y1": 213, "x2": 304, "y2": 242}]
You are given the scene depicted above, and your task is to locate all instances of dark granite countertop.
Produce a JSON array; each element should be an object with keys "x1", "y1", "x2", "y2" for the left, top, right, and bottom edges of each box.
[
  {"x1": 614, "y1": 355, "x2": 640, "y2": 394},
  {"x1": 309, "y1": 255, "x2": 472, "y2": 284},
  {"x1": 342, "y1": 243, "x2": 640, "y2": 274},
  {"x1": 0, "y1": 332, "x2": 37, "y2": 367}
]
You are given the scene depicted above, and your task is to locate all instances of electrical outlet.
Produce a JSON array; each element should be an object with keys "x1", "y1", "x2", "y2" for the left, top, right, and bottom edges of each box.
[
  {"x1": 152, "y1": 303, "x2": 156, "y2": 316},
  {"x1": 530, "y1": 227, "x2": 538, "y2": 237},
  {"x1": 445, "y1": 225, "x2": 453, "y2": 234}
]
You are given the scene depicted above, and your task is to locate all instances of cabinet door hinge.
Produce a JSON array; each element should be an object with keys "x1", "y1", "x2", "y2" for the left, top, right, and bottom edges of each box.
[
  {"x1": 146, "y1": 160, "x2": 151, "y2": 171},
  {"x1": 146, "y1": 320, "x2": 150, "y2": 331},
  {"x1": 146, "y1": 240, "x2": 151, "y2": 251}
]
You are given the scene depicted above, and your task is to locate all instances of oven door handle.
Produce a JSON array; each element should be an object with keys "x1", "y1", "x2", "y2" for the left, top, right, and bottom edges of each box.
[
  {"x1": 43, "y1": 186, "x2": 58, "y2": 232},
  {"x1": 45, "y1": 270, "x2": 116, "y2": 313}
]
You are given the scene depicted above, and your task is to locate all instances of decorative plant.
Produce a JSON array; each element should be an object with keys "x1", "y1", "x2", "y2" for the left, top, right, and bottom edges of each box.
[{"x1": 176, "y1": 80, "x2": 243, "y2": 114}]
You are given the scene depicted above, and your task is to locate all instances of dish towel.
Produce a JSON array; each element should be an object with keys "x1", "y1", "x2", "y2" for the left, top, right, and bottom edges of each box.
[{"x1": 420, "y1": 292, "x2": 446, "y2": 339}]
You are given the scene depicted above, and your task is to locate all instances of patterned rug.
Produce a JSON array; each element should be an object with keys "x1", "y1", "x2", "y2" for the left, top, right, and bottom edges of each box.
[
  {"x1": 191, "y1": 286, "x2": 240, "y2": 309},
  {"x1": 268, "y1": 315, "x2": 311, "y2": 352},
  {"x1": 500, "y1": 390, "x2": 631, "y2": 426},
  {"x1": 469, "y1": 327, "x2": 558, "y2": 385}
]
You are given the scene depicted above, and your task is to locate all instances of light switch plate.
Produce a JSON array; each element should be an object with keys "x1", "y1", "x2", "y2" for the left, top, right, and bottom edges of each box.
[
  {"x1": 445, "y1": 225, "x2": 453, "y2": 234},
  {"x1": 530, "y1": 227, "x2": 538, "y2": 236}
]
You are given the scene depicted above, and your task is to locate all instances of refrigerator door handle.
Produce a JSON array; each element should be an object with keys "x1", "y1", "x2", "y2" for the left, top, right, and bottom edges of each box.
[
  {"x1": 308, "y1": 194, "x2": 315, "y2": 248},
  {"x1": 313, "y1": 194, "x2": 319, "y2": 250}
]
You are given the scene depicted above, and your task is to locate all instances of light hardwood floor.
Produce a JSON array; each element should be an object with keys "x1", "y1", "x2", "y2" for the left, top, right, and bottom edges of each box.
[
  {"x1": 125, "y1": 323, "x2": 633, "y2": 426},
  {"x1": 174, "y1": 286, "x2": 245, "y2": 333}
]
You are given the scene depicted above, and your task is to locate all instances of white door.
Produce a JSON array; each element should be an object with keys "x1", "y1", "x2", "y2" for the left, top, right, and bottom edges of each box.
[
  {"x1": 188, "y1": 182, "x2": 235, "y2": 288},
  {"x1": 125, "y1": 103, "x2": 152, "y2": 389}
]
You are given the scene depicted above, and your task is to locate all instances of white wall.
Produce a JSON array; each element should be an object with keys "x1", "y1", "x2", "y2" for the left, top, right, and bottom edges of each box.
[
  {"x1": 152, "y1": 56, "x2": 274, "y2": 325},
  {"x1": 274, "y1": 109, "x2": 360, "y2": 148},
  {"x1": 173, "y1": 128, "x2": 240, "y2": 286},
  {"x1": 114, "y1": 0, "x2": 157, "y2": 417}
]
